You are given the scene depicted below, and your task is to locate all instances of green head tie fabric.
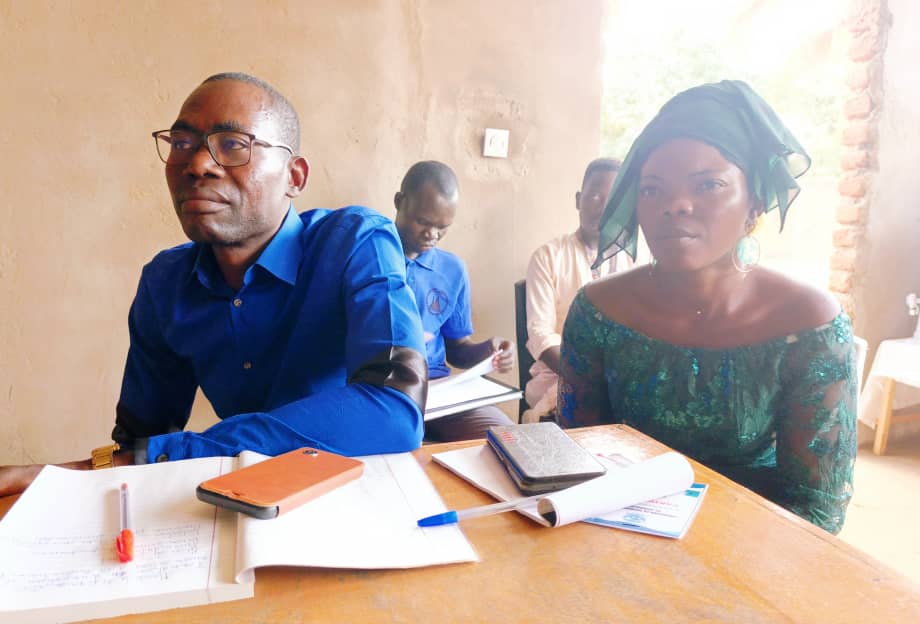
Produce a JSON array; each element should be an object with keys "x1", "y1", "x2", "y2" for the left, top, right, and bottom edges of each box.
[{"x1": 594, "y1": 80, "x2": 811, "y2": 268}]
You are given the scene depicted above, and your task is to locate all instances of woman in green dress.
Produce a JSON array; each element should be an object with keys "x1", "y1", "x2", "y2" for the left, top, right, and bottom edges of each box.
[{"x1": 558, "y1": 80, "x2": 856, "y2": 534}]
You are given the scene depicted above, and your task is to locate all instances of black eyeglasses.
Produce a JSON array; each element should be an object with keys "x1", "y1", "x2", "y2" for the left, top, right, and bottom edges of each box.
[{"x1": 152, "y1": 129, "x2": 294, "y2": 167}]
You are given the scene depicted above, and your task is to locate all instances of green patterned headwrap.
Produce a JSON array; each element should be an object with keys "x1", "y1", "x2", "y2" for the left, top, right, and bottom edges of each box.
[{"x1": 594, "y1": 80, "x2": 811, "y2": 268}]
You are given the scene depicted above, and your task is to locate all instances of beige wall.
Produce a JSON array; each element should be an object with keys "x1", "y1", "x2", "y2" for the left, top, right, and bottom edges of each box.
[
  {"x1": 856, "y1": 0, "x2": 920, "y2": 415},
  {"x1": 0, "y1": 0, "x2": 605, "y2": 464}
]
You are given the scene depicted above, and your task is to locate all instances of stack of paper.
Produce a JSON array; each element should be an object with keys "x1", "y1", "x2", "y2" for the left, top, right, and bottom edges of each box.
[
  {"x1": 425, "y1": 355, "x2": 521, "y2": 420},
  {"x1": 0, "y1": 452, "x2": 477, "y2": 623}
]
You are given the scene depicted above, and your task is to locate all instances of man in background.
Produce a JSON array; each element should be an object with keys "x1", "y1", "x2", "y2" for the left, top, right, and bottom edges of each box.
[
  {"x1": 523, "y1": 158, "x2": 630, "y2": 422},
  {"x1": 393, "y1": 161, "x2": 515, "y2": 442}
]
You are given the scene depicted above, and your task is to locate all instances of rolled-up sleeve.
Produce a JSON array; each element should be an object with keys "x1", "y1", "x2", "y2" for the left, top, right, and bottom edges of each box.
[{"x1": 526, "y1": 244, "x2": 561, "y2": 360}]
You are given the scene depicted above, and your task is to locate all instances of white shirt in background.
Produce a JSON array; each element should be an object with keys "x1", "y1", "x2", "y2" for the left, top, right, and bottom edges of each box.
[{"x1": 523, "y1": 231, "x2": 632, "y2": 421}]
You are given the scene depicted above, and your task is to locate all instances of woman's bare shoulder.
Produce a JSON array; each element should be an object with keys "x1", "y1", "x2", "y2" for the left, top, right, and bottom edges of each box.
[
  {"x1": 583, "y1": 265, "x2": 651, "y2": 323},
  {"x1": 754, "y1": 267, "x2": 843, "y2": 333}
]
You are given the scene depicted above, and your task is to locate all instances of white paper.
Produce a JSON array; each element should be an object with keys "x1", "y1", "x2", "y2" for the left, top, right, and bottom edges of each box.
[
  {"x1": 583, "y1": 482, "x2": 708, "y2": 539},
  {"x1": 432, "y1": 446, "x2": 695, "y2": 530},
  {"x1": 427, "y1": 354, "x2": 496, "y2": 393},
  {"x1": 425, "y1": 375, "x2": 521, "y2": 420},
  {"x1": 536, "y1": 452, "x2": 694, "y2": 526},
  {"x1": 0, "y1": 452, "x2": 477, "y2": 623},
  {"x1": 235, "y1": 452, "x2": 478, "y2": 573},
  {"x1": 0, "y1": 458, "x2": 248, "y2": 624}
]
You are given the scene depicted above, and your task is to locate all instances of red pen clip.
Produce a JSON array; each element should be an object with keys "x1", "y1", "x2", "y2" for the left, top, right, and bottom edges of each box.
[
  {"x1": 116, "y1": 529, "x2": 134, "y2": 563},
  {"x1": 116, "y1": 483, "x2": 134, "y2": 563}
]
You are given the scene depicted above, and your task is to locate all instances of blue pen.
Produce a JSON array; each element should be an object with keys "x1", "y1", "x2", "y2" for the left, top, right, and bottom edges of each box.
[{"x1": 417, "y1": 495, "x2": 539, "y2": 527}]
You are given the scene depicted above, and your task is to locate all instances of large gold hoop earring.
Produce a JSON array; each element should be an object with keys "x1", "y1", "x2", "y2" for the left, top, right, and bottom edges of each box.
[{"x1": 732, "y1": 234, "x2": 760, "y2": 273}]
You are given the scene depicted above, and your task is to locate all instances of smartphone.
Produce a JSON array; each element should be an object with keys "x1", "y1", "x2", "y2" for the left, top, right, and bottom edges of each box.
[
  {"x1": 196, "y1": 447, "x2": 364, "y2": 519},
  {"x1": 486, "y1": 422, "x2": 606, "y2": 495}
]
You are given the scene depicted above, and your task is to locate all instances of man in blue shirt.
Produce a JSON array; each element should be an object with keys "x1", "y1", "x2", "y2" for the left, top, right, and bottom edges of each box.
[
  {"x1": 394, "y1": 161, "x2": 515, "y2": 442},
  {"x1": 0, "y1": 73, "x2": 426, "y2": 495}
]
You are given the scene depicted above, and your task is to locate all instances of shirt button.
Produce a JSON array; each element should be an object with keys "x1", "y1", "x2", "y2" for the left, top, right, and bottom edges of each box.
[
  {"x1": 155, "y1": 453, "x2": 169, "y2": 463},
  {"x1": 243, "y1": 361, "x2": 252, "y2": 370},
  {"x1": 233, "y1": 298, "x2": 243, "y2": 307}
]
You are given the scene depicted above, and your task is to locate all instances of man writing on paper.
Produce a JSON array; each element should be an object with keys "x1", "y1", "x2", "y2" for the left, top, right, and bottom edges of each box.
[
  {"x1": 0, "y1": 73, "x2": 427, "y2": 496},
  {"x1": 522, "y1": 158, "x2": 631, "y2": 423},
  {"x1": 393, "y1": 161, "x2": 515, "y2": 442}
]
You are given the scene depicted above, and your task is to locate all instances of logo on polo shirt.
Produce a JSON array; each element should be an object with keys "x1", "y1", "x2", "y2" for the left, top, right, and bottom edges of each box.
[{"x1": 426, "y1": 288, "x2": 449, "y2": 316}]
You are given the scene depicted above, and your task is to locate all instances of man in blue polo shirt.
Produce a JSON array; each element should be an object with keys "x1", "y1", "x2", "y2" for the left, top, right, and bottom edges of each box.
[
  {"x1": 394, "y1": 161, "x2": 515, "y2": 442},
  {"x1": 0, "y1": 73, "x2": 426, "y2": 495}
]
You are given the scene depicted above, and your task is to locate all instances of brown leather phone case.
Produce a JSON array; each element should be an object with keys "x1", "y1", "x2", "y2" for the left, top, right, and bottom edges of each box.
[{"x1": 196, "y1": 448, "x2": 364, "y2": 519}]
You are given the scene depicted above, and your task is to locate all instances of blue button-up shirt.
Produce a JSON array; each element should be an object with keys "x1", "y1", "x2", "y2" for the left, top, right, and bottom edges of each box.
[
  {"x1": 117, "y1": 206, "x2": 425, "y2": 461},
  {"x1": 404, "y1": 247, "x2": 474, "y2": 379}
]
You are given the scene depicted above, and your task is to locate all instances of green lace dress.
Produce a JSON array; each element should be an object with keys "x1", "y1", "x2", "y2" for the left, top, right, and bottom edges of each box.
[{"x1": 558, "y1": 291, "x2": 857, "y2": 534}]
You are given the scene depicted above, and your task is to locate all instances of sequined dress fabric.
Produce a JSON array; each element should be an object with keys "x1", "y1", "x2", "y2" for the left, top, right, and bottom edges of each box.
[{"x1": 559, "y1": 291, "x2": 857, "y2": 534}]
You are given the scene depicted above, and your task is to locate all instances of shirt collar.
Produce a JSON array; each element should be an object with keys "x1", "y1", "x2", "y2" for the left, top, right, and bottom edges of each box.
[
  {"x1": 191, "y1": 205, "x2": 303, "y2": 290},
  {"x1": 407, "y1": 247, "x2": 437, "y2": 271},
  {"x1": 253, "y1": 205, "x2": 303, "y2": 285}
]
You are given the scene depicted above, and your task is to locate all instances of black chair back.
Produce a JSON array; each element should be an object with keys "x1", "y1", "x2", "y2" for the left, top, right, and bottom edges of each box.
[{"x1": 514, "y1": 279, "x2": 535, "y2": 420}]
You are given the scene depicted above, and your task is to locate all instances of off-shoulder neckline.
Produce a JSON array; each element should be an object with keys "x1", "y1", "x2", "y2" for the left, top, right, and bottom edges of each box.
[{"x1": 574, "y1": 290, "x2": 848, "y2": 353}]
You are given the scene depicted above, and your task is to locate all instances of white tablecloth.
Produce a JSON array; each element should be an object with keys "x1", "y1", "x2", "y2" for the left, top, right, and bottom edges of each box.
[{"x1": 858, "y1": 337, "x2": 920, "y2": 428}]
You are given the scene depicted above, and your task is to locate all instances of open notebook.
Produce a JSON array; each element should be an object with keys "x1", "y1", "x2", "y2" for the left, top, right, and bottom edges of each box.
[
  {"x1": 0, "y1": 452, "x2": 477, "y2": 624},
  {"x1": 425, "y1": 355, "x2": 521, "y2": 420}
]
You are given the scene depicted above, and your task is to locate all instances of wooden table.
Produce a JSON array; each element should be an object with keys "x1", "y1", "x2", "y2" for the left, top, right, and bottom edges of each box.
[{"x1": 3, "y1": 425, "x2": 919, "y2": 623}]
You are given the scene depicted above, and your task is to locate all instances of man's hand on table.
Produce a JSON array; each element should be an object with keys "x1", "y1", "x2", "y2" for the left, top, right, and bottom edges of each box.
[{"x1": 0, "y1": 450, "x2": 135, "y2": 497}]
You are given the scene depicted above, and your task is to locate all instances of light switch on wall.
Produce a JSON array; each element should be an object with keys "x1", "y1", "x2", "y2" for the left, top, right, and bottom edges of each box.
[{"x1": 483, "y1": 128, "x2": 510, "y2": 158}]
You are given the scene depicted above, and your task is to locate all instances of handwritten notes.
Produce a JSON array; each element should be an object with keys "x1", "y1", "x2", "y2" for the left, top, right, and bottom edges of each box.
[
  {"x1": 0, "y1": 452, "x2": 476, "y2": 623},
  {"x1": 0, "y1": 458, "x2": 248, "y2": 623}
]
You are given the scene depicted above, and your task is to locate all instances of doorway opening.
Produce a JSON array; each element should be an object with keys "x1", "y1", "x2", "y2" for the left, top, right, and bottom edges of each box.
[{"x1": 601, "y1": 0, "x2": 848, "y2": 287}]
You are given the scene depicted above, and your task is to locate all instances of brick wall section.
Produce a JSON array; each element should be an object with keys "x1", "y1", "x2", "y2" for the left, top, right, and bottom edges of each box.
[{"x1": 832, "y1": 0, "x2": 890, "y2": 319}]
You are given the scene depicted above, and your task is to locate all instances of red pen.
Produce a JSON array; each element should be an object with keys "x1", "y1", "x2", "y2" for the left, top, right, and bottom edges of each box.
[{"x1": 115, "y1": 483, "x2": 134, "y2": 563}]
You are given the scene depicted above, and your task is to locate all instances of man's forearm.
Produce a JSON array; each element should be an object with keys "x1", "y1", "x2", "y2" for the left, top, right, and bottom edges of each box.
[
  {"x1": 143, "y1": 383, "x2": 424, "y2": 462},
  {"x1": 445, "y1": 339, "x2": 494, "y2": 370},
  {"x1": 0, "y1": 465, "x2": 44, "y2": 497},
  {"x1": 0, "y1": 456, "x2": 101, "y2": 497},
  {"x1": 539, "y1": 345, "x2": 563, "y2": 375}
]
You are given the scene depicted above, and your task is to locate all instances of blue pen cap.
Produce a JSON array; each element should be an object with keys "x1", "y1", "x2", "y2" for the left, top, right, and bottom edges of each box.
[{"x1": 417, "y1": 510, "x2": 459, "y2": 527}]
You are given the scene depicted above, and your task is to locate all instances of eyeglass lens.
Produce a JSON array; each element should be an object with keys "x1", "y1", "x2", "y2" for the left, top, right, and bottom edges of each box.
[{"x1": 155, "y1": 130, "x2": 253, "y2": 167}]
